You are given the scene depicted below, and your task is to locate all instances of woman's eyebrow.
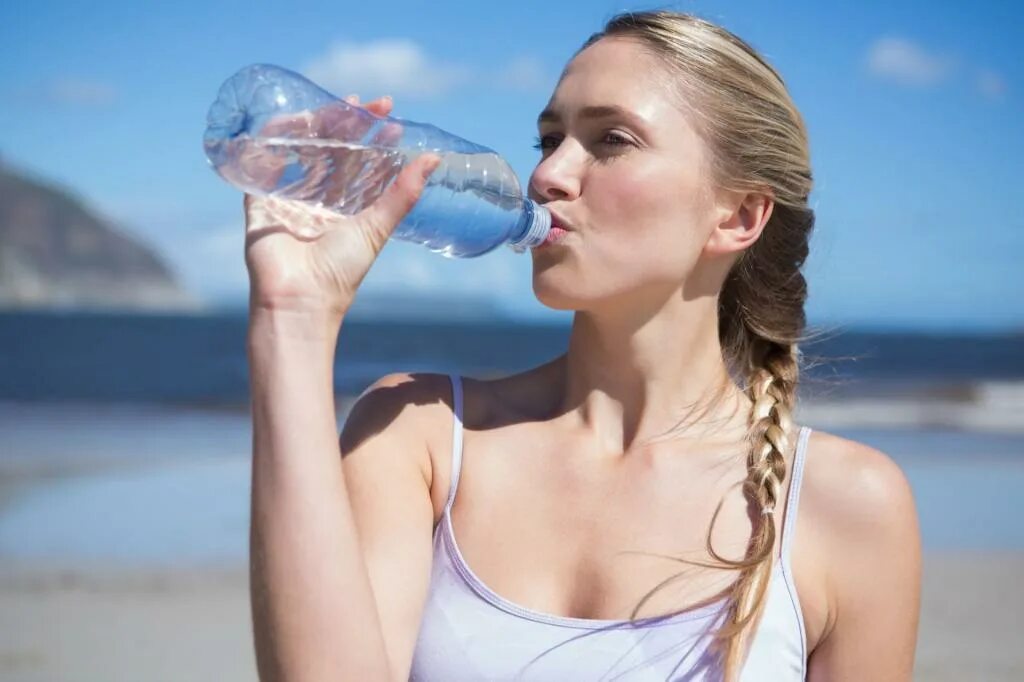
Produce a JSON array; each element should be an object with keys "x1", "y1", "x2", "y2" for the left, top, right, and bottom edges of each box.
[{"x1": 537, "y1": 104, "x2": 647, "y2": 128}]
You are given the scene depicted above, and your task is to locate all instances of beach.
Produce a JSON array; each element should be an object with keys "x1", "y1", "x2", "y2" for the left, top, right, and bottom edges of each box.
[
  {"x1": 1, "y1": 398, "x2": 1023, "y2": 680},
  {"x1": 0, "y1": 563, "x2": 255, "y2": 682}
]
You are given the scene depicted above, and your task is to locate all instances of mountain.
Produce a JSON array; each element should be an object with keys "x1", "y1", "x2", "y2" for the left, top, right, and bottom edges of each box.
[{"x1": 0, "y1": 161, "x2": 199, "y2": 311}]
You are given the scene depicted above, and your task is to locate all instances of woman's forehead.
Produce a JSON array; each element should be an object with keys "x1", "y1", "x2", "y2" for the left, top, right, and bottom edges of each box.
[
  {"x1": 556, "y1": 38, "x2": 668, "y2": 103},
  {"x1": 544, "y1": 39, "x2": 699, "y2": 145}
]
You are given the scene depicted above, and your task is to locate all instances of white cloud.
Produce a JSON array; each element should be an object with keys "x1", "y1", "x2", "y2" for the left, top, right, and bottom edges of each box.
[
  {"x1": 864, "y1": 37, "x2": 956, "y2": 87},
  {"x1": 302, "y1": 39, "x2": 554, "y2": 99},
  {"x1": 302, "y1": 39, "x2": 474, "y2": 99},
  {"x1": 975, "y1": 69, "x2": 1008, "y2": 100}
]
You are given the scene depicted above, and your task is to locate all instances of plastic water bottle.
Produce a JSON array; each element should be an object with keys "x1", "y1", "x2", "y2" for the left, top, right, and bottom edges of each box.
[{"x1": 203, "y1": 64, "x2": 551, "y2": 257}]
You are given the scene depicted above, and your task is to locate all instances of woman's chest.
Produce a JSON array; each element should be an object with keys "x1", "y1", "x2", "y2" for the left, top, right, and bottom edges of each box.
[{"x1": 451, "y1": 430, "x2": 770, "y2": 622}]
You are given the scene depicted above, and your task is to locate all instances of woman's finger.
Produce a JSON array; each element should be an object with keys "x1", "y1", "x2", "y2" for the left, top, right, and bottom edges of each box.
[
  {"x1": 357, "y1": 153, "x2": 441, "y2": 250},
  {"x1": 371, "y1": 120, "x2": 404, "y2": 147},
  {"x1": 363, "y1": 95, "x2": 393, "y2": 117},
  {"x1": 345, "y1": 93, "x2": 392, "y2": 117}
]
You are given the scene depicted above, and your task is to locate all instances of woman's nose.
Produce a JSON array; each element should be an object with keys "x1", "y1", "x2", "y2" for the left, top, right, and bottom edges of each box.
[{"x1": 528, "y1": 150, "x2": 581, "y2": 203}]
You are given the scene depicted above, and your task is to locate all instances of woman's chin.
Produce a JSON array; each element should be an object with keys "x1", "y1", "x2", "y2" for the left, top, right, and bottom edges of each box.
[{"x1": 532, "y1": 279, "x2": 587, "y2": 311}]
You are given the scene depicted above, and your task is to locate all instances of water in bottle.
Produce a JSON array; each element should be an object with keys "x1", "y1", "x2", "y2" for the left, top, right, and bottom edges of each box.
[{"x1": 203, "y1": 64, "x2": 551, "y2": 257}]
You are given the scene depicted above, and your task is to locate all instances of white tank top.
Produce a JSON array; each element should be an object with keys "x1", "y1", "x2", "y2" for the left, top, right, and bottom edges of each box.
[{"x1": 410, "y1": 374, "x2": 810, "y2": 680}]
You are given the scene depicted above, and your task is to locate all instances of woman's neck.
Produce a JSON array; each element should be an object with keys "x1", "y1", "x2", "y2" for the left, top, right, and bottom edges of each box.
[{"x1": 553, "y1": 292, "x2": 750, "y2": 455}]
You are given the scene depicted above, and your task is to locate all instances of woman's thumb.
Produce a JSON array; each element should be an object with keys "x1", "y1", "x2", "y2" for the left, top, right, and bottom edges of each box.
[{"x1": 358, "y1": 153, "x2": 442, "y2": 249}]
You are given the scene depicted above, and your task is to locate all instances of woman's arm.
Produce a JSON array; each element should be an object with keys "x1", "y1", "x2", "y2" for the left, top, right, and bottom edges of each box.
[
  {"x1": 339, "y1": 371, "x2": 446, "y2": 679},
  {"x1": 806, "y1": 438, "x2": 922, "y2": 681},
  {"x1": 248, "y1": 309, "x2": 387, "y2": 680},
  {"x1": 243, "y1": 88, "x2": 442, "y2": 680},
  {"x1": 248, "y1": 313, "x2": 438, "y2": 682}
]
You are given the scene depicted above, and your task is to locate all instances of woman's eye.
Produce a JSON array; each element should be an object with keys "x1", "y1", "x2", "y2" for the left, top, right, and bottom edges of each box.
[
  {"x1": 532, "y1": 132, "x2": 632, "y2": 151},
  {"x1": 603, "y1": 132, "x2": 632, "y2": 146},
  {"x1": 532, "y1": 135, "x2": 557, "y2": 150}
]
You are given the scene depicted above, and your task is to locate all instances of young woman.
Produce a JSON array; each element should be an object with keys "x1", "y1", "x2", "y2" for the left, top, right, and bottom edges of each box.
[{"x1": 244, "y1": 10, "x2": 921, "y2": 681}]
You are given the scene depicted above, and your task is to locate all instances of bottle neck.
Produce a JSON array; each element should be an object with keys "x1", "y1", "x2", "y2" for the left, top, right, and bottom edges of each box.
[{"x1": 508, "y1": 199, "x2": 551, "y2": 253}]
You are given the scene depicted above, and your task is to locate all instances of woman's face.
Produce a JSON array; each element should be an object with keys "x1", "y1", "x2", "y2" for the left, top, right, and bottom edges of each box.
[{"x1": 528, "y1": 37, "x2": 724, "y2": 312}]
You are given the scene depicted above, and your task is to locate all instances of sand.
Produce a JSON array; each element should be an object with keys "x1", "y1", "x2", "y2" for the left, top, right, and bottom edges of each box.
[
  {"x1": 0, "y1": 564, "x2": 256, "y2": 682},
  {"x1": 0, "y1": 553, "x2": 1021, "y2": 681}
]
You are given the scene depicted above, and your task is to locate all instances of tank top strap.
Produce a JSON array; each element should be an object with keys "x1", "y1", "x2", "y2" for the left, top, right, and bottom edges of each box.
[
  {"x1": 779, "y1": 425, "x2": 812, "y2": 564},
  {"x1": 444, "y1": 373, "x2": 465, "y2": 514}
]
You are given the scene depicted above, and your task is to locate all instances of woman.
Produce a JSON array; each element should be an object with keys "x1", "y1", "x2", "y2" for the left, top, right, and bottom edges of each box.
[{"x1": 244, "y1": 10, "x2": 921, "y2": 681}]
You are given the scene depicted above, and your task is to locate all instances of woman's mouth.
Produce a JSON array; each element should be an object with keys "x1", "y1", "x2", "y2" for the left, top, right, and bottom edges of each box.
[{"x1": 536, "y1": 226, "x2": 570, "y2": 248}]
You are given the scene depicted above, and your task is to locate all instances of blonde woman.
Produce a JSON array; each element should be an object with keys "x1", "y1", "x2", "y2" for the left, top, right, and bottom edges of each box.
[{"x1": 245, "y1": 10, "x2": 921, "y2": 681}]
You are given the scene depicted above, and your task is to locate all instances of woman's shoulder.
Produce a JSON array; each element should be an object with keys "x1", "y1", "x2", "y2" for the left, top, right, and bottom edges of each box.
[
  {"x1": 345, "y1": 370, "x2": 536, "y2": 424},
  {"x1": 343, "y1": 371, "x2": 456, "y2": 436},
  {"x1": 341, "y1": 371, "x2": 469, "y2": 520},
  {"x1": 799, "y1": 427, "x2": 920, "y2": 583},
  {"x1": 800, "y1": 428, "x2": 917, "y2": 531},
  {"x1": 796, "y1": 429, "x2": 922, "y2": 664},
  {"x1": 340, "y1": 372, "x2": 460, "y2": 473}
]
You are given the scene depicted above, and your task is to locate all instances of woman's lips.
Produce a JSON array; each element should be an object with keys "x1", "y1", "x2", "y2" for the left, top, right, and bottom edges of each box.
[{"x1": 538, "y1": 226, "x2": 570, "y2": 247}]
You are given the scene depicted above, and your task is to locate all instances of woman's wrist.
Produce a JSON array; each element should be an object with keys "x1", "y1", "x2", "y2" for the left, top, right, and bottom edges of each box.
[
  {"x1": 247, "y1": 303, "x2": 344, "y2": 348},
  {"x1": 247, "y1": 306, "x2": 341, "y2": 425}
]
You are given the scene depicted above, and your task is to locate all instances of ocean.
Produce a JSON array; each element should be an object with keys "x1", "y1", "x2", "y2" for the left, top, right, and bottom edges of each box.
[{"x1": 0, "y1": 310, "x2": 1022, "y2": 567}]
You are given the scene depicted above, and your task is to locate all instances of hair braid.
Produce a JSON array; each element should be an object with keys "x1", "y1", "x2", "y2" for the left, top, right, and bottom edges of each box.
[{"x1": 708, "y1": 341, "x2": 800, "y2": 679}]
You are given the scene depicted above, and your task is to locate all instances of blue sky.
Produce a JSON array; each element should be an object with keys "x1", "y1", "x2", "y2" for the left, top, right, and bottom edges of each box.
[{"x1": 1, "y1": 0, "x2": 1021, "y2": 330}]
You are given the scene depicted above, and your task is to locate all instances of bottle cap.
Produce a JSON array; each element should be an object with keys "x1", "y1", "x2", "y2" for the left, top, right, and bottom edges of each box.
[{"x1": 509, "y1": 199, "x2": 551, "y2": 253}]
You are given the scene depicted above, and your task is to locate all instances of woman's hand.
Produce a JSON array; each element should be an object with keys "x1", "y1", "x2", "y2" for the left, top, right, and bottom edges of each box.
[{"x1": 243, "y1": 94, "x2": 441, "y2": 318}]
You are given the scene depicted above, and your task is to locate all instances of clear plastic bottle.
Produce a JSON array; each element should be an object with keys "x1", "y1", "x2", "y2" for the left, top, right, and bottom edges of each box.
[{"x1": 203, "y1": 64, "x2": 551, "y2": 257}]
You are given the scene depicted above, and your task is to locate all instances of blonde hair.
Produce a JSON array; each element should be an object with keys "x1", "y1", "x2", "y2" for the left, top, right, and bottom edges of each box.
[{"x1": 578, "y1": 10, "x2": 815, "y2": 680}]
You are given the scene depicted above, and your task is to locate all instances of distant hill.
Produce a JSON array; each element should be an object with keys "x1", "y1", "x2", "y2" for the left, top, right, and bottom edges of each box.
[{"x1": 0, "y1": 161, "x2": 199, "y2": 311}]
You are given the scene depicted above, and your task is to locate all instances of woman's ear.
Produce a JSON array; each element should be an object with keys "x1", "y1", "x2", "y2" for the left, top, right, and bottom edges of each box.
[{"x1": 704, "y1": 191, "x2": 774, "y2": 257}]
